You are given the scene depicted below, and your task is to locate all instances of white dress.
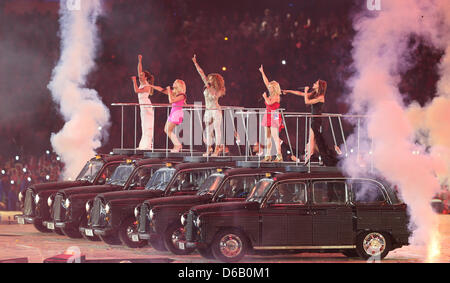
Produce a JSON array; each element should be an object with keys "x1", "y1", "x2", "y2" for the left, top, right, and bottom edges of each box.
[
  {"x1": 203, "y1": 88, "x2": 222, "y2": 146},
  {"x1": 137, "y1": 84, "x2": 154, "y2": 149}
]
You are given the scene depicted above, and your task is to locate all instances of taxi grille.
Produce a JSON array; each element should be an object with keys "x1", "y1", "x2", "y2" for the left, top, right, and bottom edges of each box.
[
  {"x1": 91, "y1": 198, "x2": 105, "y2": 227},
  {"x1": 138, "y1": 204, "x2": 149, "y2": 233},
  {"x1": 24, "y1": 189, "x2": 34, "y2": 216},
  {"x1": 53, "y1": 194, "x2": 65, "y2": 221},
  {"x1": 185, "y1": 211, "x2": 196, "y2": 242}
]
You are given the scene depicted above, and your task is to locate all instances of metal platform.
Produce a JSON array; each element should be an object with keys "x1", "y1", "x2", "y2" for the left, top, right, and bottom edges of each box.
[
  {"x1": 143, "y1": 151, "x2": 203, "y2": 158},
  {"x1": 236, "y1": 161, "x2": 300, "y2": 168},
  {"x1": 183, "y1": 156, "x2": 261, "y2": 163}
]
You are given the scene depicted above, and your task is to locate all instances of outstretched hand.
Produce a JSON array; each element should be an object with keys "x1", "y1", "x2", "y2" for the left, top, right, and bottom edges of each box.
[
  {"x1": 259, "y1": 65, "x2": 264, "y2": 73},
  {"x1": 138, "y1": 54, "x2": 142, "y2": 61},
  {"x1": 131, "y1": 76, "x2": 137, "y2": 81},
  {"x1": 192, "y1": 54, "x2": 197, "y2": 63}
]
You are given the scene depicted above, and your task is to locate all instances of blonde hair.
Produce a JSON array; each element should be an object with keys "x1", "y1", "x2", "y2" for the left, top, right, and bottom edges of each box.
[
  {"x1": 207, "y1": 73, "x2": 226, "y2": 97},
  {"x1": 173, "y1": 79, "x2": 186, "y2": 94},
  {"x1": 268, "y1": 81, "x2": 281, "y2": 97}
]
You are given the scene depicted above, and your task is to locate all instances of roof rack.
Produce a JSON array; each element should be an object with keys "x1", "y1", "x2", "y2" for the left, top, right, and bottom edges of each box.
[{"x1": 236, "y1": 161, "x2": 300, "y2": 168}]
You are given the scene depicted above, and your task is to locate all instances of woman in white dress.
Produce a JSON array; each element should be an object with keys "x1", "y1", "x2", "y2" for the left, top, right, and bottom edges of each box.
[
  {"x1": 192, "y1": 54, "x2": 226, "y2": 156},
  {"x1": 131, "y1": 54, "x2": 155, "y2": 150}
]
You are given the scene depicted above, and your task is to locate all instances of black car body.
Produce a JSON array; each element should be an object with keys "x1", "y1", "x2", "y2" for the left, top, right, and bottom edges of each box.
[
  {"x1": 85, "y1": 162, "x2": 235, "y2": 247},
  {"x1": 47, "y1": 158, "x2": 168, "y2": 238},
  {"x1": 135, "y1": 167, "x2": 285, "y2": 254},
  {"x1": 15, "y1": 154, "x2": 128, "y2": 233},
  {"x1": 184, "y1": 170, "x2": 410, "y2": 262}
]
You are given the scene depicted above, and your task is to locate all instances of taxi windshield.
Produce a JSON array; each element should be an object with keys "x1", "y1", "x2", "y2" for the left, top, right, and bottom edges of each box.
[
  {"x1": 106, "y1": 164, "x2": 135, "y2": 186},
  {"x1": 246, "y1": 178, "x2": 274, "y2": 203},
  {"x1": 197, "y1": 174, "x2": 224, "y2": 196},
  {"x1": 145, "y1": 167, "x2": 176, "y2": 191},
  {"x1": 76, "y1": 160, "x2": 104, "y2": 183}
]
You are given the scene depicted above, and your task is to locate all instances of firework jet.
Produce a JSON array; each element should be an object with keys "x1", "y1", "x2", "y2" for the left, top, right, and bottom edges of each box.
[
  {"x1": 48, "y1": 0, "x2": 110, "y2": 180},
  {"x1": 344, "y1": 0, "x2": 450, "y2": 261}
]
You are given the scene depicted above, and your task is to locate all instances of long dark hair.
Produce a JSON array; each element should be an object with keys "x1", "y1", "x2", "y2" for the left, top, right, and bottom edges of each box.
[
  {"x1": 308, "y1": 79, "x2": 327, "y2": 99},
  {"x1": 143, "y1": 71, "x2": 154, "y2": 95}
]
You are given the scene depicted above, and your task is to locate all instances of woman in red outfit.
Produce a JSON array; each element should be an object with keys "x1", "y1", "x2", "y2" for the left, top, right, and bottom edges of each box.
[{"x1": 259, "y1": 65, "x2": 283, "y2": 162}]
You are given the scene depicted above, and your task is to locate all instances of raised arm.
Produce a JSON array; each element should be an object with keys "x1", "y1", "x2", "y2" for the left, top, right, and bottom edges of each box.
[
  {"x1": 283, "y1": 89, "x2": 308, "y2": 96},
  {"x1": 137, "y1": 54, "x2": 143, "y2": 75},
  {"x1": 258, "y1": 65, "x2": 270, "y2": 90},
  {"x1": 192, "y1": 54, "x2": 208, "y2": 86}
]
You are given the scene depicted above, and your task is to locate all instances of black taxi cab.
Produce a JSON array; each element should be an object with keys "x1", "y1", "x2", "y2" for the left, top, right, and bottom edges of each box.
[
  {"x1": 184, "y1": 168, "x2": 410, "y2": 262},
  {"x1": 84, "y1": 161, "x2": 235, "y2": 248},
  {"x1": 15, "y1": 154, "x2": 128, "y2": 234},
  {"x1": 132, "y1": 167, "x2": 285, "y2": 254}
]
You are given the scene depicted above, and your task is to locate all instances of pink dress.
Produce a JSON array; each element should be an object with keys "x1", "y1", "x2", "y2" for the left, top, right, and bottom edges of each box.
[{"x1": 168, "y1": 93, "x2": 186, "y2": 125}]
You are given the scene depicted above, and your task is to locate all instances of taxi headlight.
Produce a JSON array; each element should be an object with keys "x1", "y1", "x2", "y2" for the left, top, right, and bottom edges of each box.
[
  {"x1": 180, "y1": 214, "x2": 186, "y2": 226},
  {"x1": 105, "y1": 203, "x2": 111, "y2": 214},
  {"x1": 85, "y1": 201, "x2": 91, "y2": 213},
  {"x1": 194, "y1": 216, "x2": 201, "y2": 228},
  {"x1": 48, "y1": 196, "x2": 53, "y2": 207},
  {"x1": 64, "y1": 198, "x2": 71, "y2": 208},
  {"x1": 19, "y1": 192, "x2": 24, "y2": 202},
  {"x1": 149, "y1": 209, "x2": 154, "y2": 220},
  {"x1": 134, "y1": 207, "x2": 139, "y2": 218},
  {"x1": 34, "y1": 194, "x2": 40, "y2": 204}
]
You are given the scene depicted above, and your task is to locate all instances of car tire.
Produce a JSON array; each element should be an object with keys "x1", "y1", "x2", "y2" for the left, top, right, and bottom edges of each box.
[
  {"x1": 356, "y1": 231, "x2": 391, "y2": 260},
  {"x1": 197, "y1": 246, "x2": 215, "y2": 259},
  {"x1": 118, "y1": 217, "x2": 148, "y2": 248},
  {"x1": 99, "y1": 234, "x2": 122, "y2": 245},
  {"x1": 163, "y1": 223, "x2": 196, "y2": 255},
  {"x1": 62, "y1": 225, "x2": 83, "y2": 239},
  {"x1": 211, "y1": 229, "x2": 249, "y2": 262},
  {"x1": 149, "y1": 235, "x2": 167, "y2": 251},
  {"x1": 54, "y1": 227, "x2": 65, "y2": 236},
  {"x1": 33, "y1": 219, "x2": 51, "y2": 233}
]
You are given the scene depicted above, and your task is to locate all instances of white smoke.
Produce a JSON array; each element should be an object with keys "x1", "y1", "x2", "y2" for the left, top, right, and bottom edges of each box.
[
  {"x1": 48, "y1": 0, "x2": 110, "y2": 180},
  {"x1": 343, "y1": 0, "x2": 450, "y2": 261}
]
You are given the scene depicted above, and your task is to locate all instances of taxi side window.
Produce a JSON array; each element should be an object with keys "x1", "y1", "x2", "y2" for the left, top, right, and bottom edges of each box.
[
  {"x1": 222, "y1": 176, "x2": 258, "y2": 198},
  {"x1": 131, "y1": 167, "x2": 154, "y2": 187},
  {"x1": 313, "y1": 181, "x2": 347, "y2": 204},
  {"x1": 170, "y1": 169, "x2": 213, "y2": 191},
  {"x1": 101, "y1": 164, "x2": 120, "y2": 182},
  {"x1": 268, "y1": 182, "x2": 307, "y2": 205},
  {"x1": 351, "y1": 181, "x2": 386, "y2": 204}
]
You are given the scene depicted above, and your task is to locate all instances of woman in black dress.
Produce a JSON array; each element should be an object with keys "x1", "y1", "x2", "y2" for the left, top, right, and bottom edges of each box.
[{"x1": 284, "y1": 79, "x2": 339, "y2": 165}]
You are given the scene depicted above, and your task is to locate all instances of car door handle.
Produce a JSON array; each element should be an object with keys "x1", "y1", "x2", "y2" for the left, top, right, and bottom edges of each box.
[{"x1": 311, "y1": 210, "x2": 327, "y2": 215}]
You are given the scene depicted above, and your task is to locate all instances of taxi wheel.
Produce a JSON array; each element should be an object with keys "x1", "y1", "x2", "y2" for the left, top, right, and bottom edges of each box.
[
  {"x1": 119, "y1": 217, "x2": 148, "y2": 248},
  {"x1": 54, "y1": 227, "x2": 65, "y2": 236},
  {"x1": 164, "y1": 223, "x2": 196, "y2": 255},
  {"x1": 356, "y1": 231, "x2": 391, "y2": 260},
  {"x1": 197, "y1": 246, "x2": 215, "y2": 259},
  {"x1": 62, "y1": 225, "x2": 82, "y2": 239},
  {"x1": 99, "y1": 234, "x2": 122, "y2": 245},
  {"x1": 149, "y1": 235, "x2": 167, "y2": 251},
  {"x1": 33, "y1": 220, "x2": 51, "y2": 233},
  {"x1": 211, "y1": 229, "x2": 249, "y2": 262}
]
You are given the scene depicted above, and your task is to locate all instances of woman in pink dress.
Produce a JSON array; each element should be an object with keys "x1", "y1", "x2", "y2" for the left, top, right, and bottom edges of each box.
[
  {"x1": 259, "y1": 65, "x2": 283, "y2": 162},
  {"x1": 148, "y1": 80, "x2": 187, "y2": 152}
]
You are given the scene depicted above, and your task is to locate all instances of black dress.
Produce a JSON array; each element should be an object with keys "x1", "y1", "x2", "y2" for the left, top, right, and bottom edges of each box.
[{"x1": 309, "y1": 102, "x2": 338, "y2": 166}]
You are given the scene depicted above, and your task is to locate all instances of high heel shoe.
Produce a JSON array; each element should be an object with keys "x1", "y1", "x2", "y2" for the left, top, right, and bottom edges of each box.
[
  {"x1": 203, "y1": 146, "x2": 213, "y2": 157},
  {"x1": 262, "y1": 155, "x2": 272, "y2": 162},
  {"x1": 211, "y1": 145, "x2": 224, "y2": 157},
  {"x1": 274, "y1": 154, "x2": 283, "y2": 162},
  {"x1": 171, "y1": 145, "x2": 182, "y2": 153}
]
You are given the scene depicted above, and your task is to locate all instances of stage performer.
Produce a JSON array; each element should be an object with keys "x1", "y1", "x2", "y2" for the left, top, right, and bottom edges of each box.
[
  {"x1": 258, "y1": 65, "x2": 283, "y2": 162},
  {"x1": 131, "y1": 54, "x2": 155, "y2": 150},
  {"x1": 148, "y1": 80, "x2": 187, "y2": 153},
  {"x1": 284, "y1": 80, "x2": 339, "y2": 165},
  {"x1": 192, "y1": 55, "x2": 226, "y2": 157}
]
